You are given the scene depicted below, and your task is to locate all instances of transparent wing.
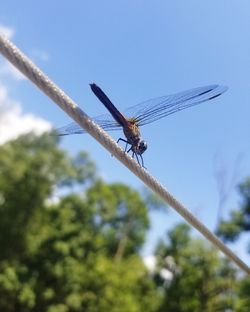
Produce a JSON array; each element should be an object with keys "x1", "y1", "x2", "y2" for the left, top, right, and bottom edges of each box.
[
  {"x1": 56, "y1": 115, "x2": 121, "y2": 136},
  {"x1": 125, "y1": 84, "x2": 228, "y2": 126},
  {"x1": 56, "y1": 84, "x2": 227, "y2": 136}
]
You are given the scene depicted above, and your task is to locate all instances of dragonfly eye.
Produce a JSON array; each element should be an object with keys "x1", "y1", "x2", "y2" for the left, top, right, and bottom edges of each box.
[{"x1": 139, "y1": 140, "x2": 147, "y2": 154}]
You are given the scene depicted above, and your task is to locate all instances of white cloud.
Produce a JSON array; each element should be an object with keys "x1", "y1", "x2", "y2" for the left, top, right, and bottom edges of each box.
[
  {"x1": 0, "y1": 48, "x2": 50, "y2": 81},
  {"x1": 31, "y1": 48, "x2": 50, "y2": 62},
  {"x1": 143, "y1": 255, "x2": 157, "y2": 273},
  {"x1": 0, "y1": 61, "x2": 26, "y2": 80},
  {"x1": 0, "y1": 25, "x2": 15, "y2": 39},
  {"x1": 0, "y1": 24, "x2": 26, "y2": 80},
  {"x1": 45, "y1": 188, "x2": 60, "y2": 206},
  {"x1": 143, "y1": 255, "x2": 176, "y2": 283},
  {"x1": 0, "y1": 23, "x2": 51, "y2": 144},
  {"x1": 160, "y1": 268, "x2": 173, "y2": 282},
  {"x1": 0, "y1": 24, "x2": 49, "y2": 81},
  {"x1": 0, "y1": 83, "x2": 51, "y2": 145}
]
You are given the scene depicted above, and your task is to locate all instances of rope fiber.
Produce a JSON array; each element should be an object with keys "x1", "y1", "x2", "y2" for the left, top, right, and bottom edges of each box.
[{"x1": 0, "y1": 34, "x2": 249, "y2": 275}]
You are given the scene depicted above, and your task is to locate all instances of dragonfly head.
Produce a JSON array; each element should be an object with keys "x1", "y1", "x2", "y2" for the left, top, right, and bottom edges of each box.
[{"x1": 138, "y1": 140, "x2": 147, "y2": 155}]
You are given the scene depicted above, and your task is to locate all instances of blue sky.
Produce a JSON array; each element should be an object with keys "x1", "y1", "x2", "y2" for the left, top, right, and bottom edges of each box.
[{"x1": 0, "y1": 1, "x2": 250, "y2": 263}]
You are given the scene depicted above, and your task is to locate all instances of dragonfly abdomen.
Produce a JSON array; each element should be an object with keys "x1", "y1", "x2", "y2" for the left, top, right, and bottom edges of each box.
[{"x1": 90, "y1": 83, "x2": 128, "y2": 128}]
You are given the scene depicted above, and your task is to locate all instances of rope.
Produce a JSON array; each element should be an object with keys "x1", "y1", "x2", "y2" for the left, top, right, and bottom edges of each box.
[{"x1": 0, "y1": 34, "x2": 249, "y2": 275}]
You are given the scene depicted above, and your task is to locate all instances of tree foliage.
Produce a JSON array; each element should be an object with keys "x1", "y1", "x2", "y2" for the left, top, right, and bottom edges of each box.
[
  {"x1": 154, "y1": 224, "x2": 237, "y2": 312},
  {"x1": 217, "y1": 179, "x2": 250, "y2": 312},
  {"x1": 0, "y1": 134, "x2": 158, "y2": 312},
  {"x1": 0, "y1": 133, "x2": 248, "y2": 311},
  {"x1": 217, "y1": 179, "x2": 250, "y2": 242}
]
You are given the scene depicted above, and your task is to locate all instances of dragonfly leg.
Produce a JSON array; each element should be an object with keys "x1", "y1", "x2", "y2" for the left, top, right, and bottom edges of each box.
[
  {"x1": 139, "y1": 154, "x2": 146, "y2": 169},
  {"x1": 118, "y1": 141, "x2": 143, "y2": 167},
  {"x1": 117, "y1": 138, "x2": 131, "y2": 152},
  {"x1": 127, "y1": 146, "x2": 132, "y2": 153},
  {"x1": 131, "y1": 151, "x2": 146, "y2": 168},
  {"x1": 111, "y1": 138, "x2": 129, "y2": 157},
  {"x1": 134, "y1": 152, "x2": 141, "y2": 166},
  {"x1": 124, "y1": 142, "x2": 129, "y2": 152}
]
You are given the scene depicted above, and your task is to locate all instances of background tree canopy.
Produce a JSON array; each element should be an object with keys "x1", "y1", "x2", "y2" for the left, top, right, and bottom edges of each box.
[{"x1": 0, "y1": 134, "x2": 249, "y2": 311}]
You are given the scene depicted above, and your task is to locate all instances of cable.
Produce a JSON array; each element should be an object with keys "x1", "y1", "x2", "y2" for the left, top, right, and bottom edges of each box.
[{"x1": 0, "y1": 34, "x2": 249, "y2": 275}]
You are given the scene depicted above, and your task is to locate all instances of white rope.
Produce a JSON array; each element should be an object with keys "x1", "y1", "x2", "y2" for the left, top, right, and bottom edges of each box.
[{"x1": 0, "y1": 34, "x2": 249, "y2": 275}]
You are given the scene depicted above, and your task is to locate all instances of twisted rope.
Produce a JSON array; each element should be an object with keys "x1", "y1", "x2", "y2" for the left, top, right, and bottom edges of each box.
[{"x1": 0, "y1": 34, "x2": 249, "y2": 274}]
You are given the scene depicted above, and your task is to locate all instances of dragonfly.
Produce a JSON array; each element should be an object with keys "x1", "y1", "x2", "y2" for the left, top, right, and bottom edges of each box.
[{"x1": 57, "y1": 83, "x2": 228, "y2": 167}]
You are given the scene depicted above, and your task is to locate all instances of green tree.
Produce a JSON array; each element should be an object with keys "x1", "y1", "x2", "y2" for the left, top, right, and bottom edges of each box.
[
  {"x1": 85, "y1": 180, "x2": 150, "y2": 260},
  {"x1": 0, "y1": 134, "x2": 159, "y2": 312},
  {"x1": 217, "y1": 179, "x2": 250, "y2": 311},
  {"x1": 0, "y1": 133, "x2": 94, "y2": 261},
  {"x1": 154, "y1": 223, "x2": 236, "y2": 312},
  {"x1": 217, "y1": 179, "x2": 250, "y2": 242},
  {"x1": 2, "y1": 133, "x2": 243, "y2": 312}
]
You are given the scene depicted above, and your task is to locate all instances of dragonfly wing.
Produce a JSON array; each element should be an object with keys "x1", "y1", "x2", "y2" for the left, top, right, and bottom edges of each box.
[
  {"x1": 124, "y1": 85, "x2": 227, "y2": 126},
  {"x1": 56, "y1": 84, "x2": 227, "y2": 135},
  {"x1": 56, "y1": 115, "x2": 122, "y2": 136}
]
